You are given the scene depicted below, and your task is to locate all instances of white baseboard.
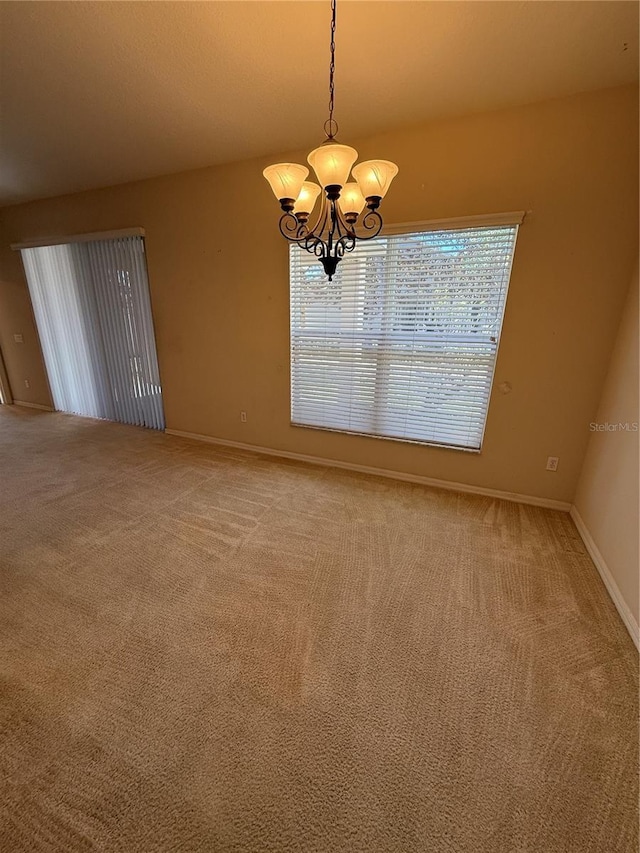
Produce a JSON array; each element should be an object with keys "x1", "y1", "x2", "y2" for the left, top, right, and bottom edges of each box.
[
  {"x1": 165, "y1": 428, "x2": 571, "y2": 512},
  {"x1": 570, "y1": 506, "x2": 639, "y2": 649},
  {"x1": 12, "y1": 400, "x2": 54, "y2": 412}
]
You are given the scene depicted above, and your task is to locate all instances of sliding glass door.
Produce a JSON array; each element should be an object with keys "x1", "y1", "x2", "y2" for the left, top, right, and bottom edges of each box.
[{"x1": 21, "y1": 235, "x2": 164, "y2": 430}]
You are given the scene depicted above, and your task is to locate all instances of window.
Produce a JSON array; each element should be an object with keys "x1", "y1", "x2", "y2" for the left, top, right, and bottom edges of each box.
[{"x1": 290, "y1": 219, "x2": 519, "y2": 451}]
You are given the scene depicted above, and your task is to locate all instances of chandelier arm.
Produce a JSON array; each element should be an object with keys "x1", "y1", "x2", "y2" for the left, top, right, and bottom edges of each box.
[
  {"x1": 313, "y1": 241, "x2": 328, "y2": 259},
  {"x1": 337, "y1": 233, "x2": 356, "y2": 256},
  {"x1": 278, "y1": 212, "x2": 308, "y2": 242},
  {"x1": 351, "y1": 209, "x2": 384, "y2": 241},
  {"x1": 336, "y1": 206, "x2": 355, "y2": 242},
  {"x1": 297, "y1": 195, "x2": 360, "y2": 262},
  {"x1": 295, "y1": 198, "x2": 330, "y2": 256},
  {"x1": 299, "y1": 232, "x2": 325, "y2": 257},
  {"x1": 327, "y1": 200, "x2": 356, "y2": 249},
  {"x1": 328, "y1": 200, "x2": 339, "y2": 252},
  {"x1": 328, "y1": 197, "x2": 354, "y2": 247},
  {"x1": 304, "y1": 192, "x2": 331, "y2": 244}
]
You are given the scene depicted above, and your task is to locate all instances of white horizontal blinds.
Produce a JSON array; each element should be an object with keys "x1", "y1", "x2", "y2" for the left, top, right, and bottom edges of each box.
[
  {"x1": 21, "y1": 236, "x2": 164, "y2": 430},
  {"x1": 290, "y1": 224, "x2": 518, "y2": 450}
]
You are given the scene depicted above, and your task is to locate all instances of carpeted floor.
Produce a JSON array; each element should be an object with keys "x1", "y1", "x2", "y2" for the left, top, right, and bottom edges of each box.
[{"x1": 0, "y1": 406, "x2": 637, "y2": 853}]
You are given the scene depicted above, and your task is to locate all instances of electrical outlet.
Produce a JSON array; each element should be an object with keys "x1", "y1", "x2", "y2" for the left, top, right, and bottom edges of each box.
[
  {"x1": 546, "y1": 456, "x2": 559, "y2": 472},
  {"x1": 13, "y1": 334, "x2": 23, "y2": 343},
  {"x1": 240, "y1": 411, "x2": 247, "y2": 423},
  {"x1": 24, "y1": 379, "x2": 30, "y2": 389}
]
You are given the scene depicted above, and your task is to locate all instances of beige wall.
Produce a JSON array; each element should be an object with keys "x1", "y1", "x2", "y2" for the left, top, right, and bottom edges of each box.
[
  {"x1": 0, "y1": 84, "x2": 637, "y2": 503},
  {"x1": 574, "y1": 261, "x2": 639, "y2": 631}
]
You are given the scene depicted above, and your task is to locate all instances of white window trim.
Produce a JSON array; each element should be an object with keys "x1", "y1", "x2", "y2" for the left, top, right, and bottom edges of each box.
[
  {"x1": 11, "y1": 227, "x2": 145, "y2": 251},
  {"x1": 382, "y1": 210, "x2": 526, "y2": 236}
]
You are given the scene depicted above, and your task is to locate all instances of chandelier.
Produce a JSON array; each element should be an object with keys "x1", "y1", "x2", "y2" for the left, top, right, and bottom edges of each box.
[{"x1": 263, "y1": 0, "x2": 398, "y2": 280}]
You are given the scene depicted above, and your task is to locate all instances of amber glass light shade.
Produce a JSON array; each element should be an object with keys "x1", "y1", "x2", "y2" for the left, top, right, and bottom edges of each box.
[
  {"x1": 263, "y1": 163, "x2": 309, "y2": 201},
  {"x1": 307, "y1": 144, "x2": 358, "y2": 189},
  {"x1": 352, "y1": 160, "x2": 398, "y2": 199},
  {"x1": 293, "y1": 181, "x2": 322, "y2": 215},
  {"x1": 338, "y1": 182, "x2": 366, "y2": 216}
]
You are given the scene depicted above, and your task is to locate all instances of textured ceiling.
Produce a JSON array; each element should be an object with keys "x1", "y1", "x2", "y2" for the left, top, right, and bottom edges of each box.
[{"x1": 0, "y1": 1, "x2": 638, "y2": 206}]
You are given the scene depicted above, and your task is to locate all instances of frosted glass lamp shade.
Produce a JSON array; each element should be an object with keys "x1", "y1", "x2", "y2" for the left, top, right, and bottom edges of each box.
[
  {"x1": 352, "y1": 160, "x2": 398, "y2": 200},
  {"x1": 263, "y1": 163, "x2": 309, "y2": 201},
  {"x1": 307, "y1": 144, "x2": 358, "y2": 188},
  {"x1": 293, "y1": 182, "x2": 322, "y2": 215},
  {"x1": 338, "y1": 182, "x2": 366, "y2": 217}
]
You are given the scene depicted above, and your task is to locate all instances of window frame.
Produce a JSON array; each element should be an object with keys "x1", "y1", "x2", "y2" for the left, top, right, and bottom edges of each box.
[{"x1": 289, "y1": 211, "x2": 524, "y2": 452}]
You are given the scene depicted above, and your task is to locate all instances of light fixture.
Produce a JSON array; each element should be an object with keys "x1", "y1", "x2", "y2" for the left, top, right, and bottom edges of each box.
[{"x1": 263, "y1": 0, "x2": 398, "y2": 280}]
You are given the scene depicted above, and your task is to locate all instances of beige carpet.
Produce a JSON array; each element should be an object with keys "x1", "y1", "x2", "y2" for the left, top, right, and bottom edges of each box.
[{"x1": 0, "y1": 406, "x2": 637, "y2": 852}]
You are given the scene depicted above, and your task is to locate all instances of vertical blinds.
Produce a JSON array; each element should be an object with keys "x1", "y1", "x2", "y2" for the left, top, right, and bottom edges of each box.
[
  {"x1": 290, "y1": 224, "x2": 518, "y2": 450},
  {"x1": 21, "y1": 236, "x2": 165, "y2": 430}
]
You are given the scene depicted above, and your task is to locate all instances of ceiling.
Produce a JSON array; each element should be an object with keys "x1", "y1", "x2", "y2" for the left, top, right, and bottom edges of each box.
[{"x1": 1, "y1": 1, "x2": 638, "y2": 207}]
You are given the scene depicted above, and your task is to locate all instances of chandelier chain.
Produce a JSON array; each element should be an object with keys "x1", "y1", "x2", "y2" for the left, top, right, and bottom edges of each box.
[{"x1": 326, "y1": 0, "x2": 338, "y2": 139}]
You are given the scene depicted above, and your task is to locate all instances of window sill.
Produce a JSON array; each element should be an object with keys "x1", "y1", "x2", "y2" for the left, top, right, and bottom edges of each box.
[{"x1": 290, "y1": 421, "x2": 482, "y2": 453}]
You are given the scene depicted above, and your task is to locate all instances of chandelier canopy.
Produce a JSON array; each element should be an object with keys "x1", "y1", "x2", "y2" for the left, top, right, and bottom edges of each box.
[{"x1": 263, "y1": 0, "x2": 398, "y2": 280}]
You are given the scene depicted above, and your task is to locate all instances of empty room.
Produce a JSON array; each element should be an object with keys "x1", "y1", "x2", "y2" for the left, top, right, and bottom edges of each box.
[{"x1": 0, "y1": 1, "x2": 638, "y2": 851}]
